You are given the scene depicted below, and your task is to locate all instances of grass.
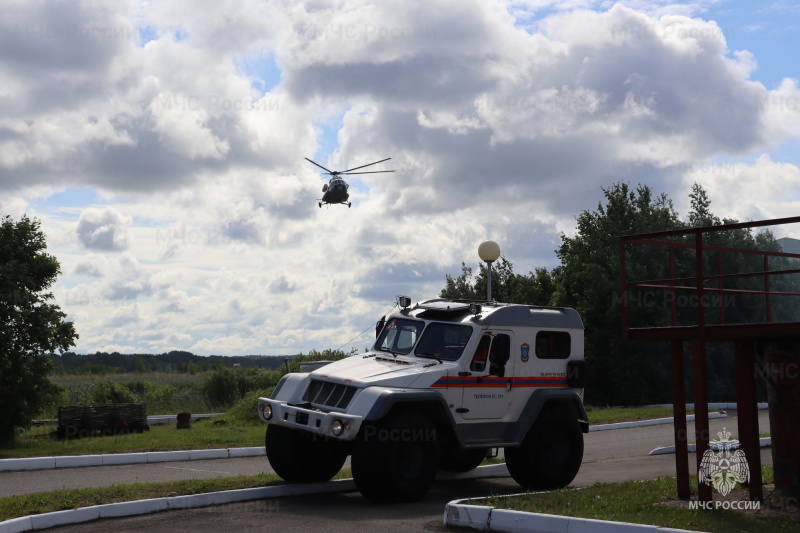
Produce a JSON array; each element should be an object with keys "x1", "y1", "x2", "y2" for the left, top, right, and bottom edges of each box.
[
  {"x1": 0, "y1": 421, "x2": 266, "y2": 460},
  {"x1": 1, "y1": 390, "x2": 271, "y2": 460},
  {"x1": 0, "y1": 468, "x2": 354, "y2": 522},
  {"x1": 476, "y1": 467, "x2": 800, "y2": 533},
  {"x1": 4, "y1": 405, "x2": 713, "y2": 460},
  {"x1": 587, "y1": 406, "x2": 699, "y2": 425}
]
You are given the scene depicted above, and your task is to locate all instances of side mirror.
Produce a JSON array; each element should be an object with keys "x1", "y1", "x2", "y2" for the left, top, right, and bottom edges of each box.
[
  {"x1": 376, "y1": 316, "x2": 386, "y2": 338},
  {"x1": 567, "y1": 360, "x2": 588, "y2": 388}
]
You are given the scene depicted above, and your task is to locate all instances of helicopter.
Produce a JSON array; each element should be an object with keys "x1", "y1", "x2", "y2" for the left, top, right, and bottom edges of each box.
[{"x1": 305, "y1": 157, "x2": 394, "y2": 208}]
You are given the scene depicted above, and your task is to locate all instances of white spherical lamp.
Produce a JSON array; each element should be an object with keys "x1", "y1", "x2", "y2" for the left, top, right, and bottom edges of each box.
[
  {"x1": 478, "y1": 241, "x2": 501, "y2": 263},
  {"x1": 478, "y1": 241, "x2": 501, "y2": 301}
]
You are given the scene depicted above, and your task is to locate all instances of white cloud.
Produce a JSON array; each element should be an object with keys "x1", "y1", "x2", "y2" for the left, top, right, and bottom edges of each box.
[
  {"x1": 682, "y1": 154, "x2": 800, "y2": 224},
  {"x1": 3, "y1": 0, "x2": 800, "y2": 354},
  {"x1": 76, "y1": 207, "x2": 132, "y2": 251},
  {"x1": 147, "y1": 93, "x2": 230, "y2": 160}
]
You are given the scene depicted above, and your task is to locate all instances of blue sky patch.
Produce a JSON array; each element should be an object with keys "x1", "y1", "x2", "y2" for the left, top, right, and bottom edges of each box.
[{"x1": 235, "y1": 53, "x2": 282, "y2": 94}]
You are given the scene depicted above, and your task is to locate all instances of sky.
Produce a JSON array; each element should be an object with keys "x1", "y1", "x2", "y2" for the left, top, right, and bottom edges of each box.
[{"x1": 2, "y1": 0, "x2": 799, "y2": 356}]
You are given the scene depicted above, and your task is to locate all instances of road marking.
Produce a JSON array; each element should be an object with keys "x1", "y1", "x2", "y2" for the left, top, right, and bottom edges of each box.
[{"x1": 163, "y1": 466, "x2": 232, "y2": 474}]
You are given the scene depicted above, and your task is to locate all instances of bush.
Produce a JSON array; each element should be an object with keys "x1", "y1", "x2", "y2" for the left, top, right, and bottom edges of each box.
[
  {"x1": 142, "y1": 383, "x2": 176, "y2": 413},
  {"x1": 215, "y1": 388, "x2": 276, "y2": 426},
  {"x1": 74, "y1": 379, "x2": 138, "y2": 405},
  {"x1": 123, "y1": 380, "x2": 147, "y2": 395},
  {"x1": 202, "y1": 368, "x2": 241, "y2": 408},
  {"x1": 290, "y1": 349, "x2": 348, "y2": 373},
  {"x1": 202, "y1": 368, "x2": 283, "y2": 409}
]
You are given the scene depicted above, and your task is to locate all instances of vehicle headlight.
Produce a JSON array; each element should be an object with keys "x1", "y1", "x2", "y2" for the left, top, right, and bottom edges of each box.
[
  {"x1": 331, "y1": 419, "x2": 344, "y2": 436},
  {"x1": 259, "y1": 403, "x2": 273, "y2": 420}
]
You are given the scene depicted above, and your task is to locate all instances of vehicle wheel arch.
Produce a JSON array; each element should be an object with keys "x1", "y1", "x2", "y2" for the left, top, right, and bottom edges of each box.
[
  {"x1": 363, "y1": 390, "x2": 456, "y2": 428},
  {"x1": 512, "y1": 389, "x2": 589, "y2": 444}
]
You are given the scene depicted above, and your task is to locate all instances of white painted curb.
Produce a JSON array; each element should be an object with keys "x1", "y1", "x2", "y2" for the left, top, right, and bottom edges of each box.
[
  {"x1": 589, "y1": 411, "x2": 727, "y2": 432},
  {"x1": 604, "y1": 403, "x2": 767, "y2": 410},
  {"x1": 650, "y1": 437, "x2": 772, "y2": 455},
  {"x1": 444, "y1": 493, "x2": 706, "y2": 533},
  {"x1": 228, "y1": 446, "x2": 265, "y2": 458},
  {"x1": 32, "y1": 414, "x2": 226, "y2": 427},
  {"x1": 0, "y1": 480, "x2": 357, "y2": 533},
  {"x1": 0, "y1": 447, "x2": 265, "y2": 473},
  {"x1": 0, "y1": 464, "x2": 509, "y2": 532}
]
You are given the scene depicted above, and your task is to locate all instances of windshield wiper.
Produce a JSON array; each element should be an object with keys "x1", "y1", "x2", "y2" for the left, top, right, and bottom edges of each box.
[
  {"x1": 379, "y1": 347, "x2": 404, "y2": 358},
  {"x1": 416, "y1": 352, "x2": 443, "y2": 364}
]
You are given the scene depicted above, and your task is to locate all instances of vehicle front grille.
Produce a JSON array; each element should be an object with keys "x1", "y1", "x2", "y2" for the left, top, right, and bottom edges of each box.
[{"x1": 302, "y1": 379, "x2": 357, "y2": 410}]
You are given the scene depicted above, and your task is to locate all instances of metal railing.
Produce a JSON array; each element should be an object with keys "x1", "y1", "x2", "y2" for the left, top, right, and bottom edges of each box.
[{"x1": 620, "y1": 216, "x2": 800, "y2": 340}]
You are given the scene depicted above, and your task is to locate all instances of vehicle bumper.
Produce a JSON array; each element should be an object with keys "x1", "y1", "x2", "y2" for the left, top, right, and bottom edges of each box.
[{"x1": 257, "y1": 397, "x2": 363, "y2": 440}]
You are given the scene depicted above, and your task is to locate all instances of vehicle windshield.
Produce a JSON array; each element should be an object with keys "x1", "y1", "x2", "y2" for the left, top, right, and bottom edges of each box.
[
  {"x1": 375, "y1": 318, "x2": 424, "y2": 355},
  {"x1": 415, "y1": 323, "x2": 474, "y2": 361}
]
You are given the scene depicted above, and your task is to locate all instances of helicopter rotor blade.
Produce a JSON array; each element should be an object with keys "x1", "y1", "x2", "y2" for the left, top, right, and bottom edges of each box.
[
  {"x1": 341, "y1": 158, "x2": 392, "y2": 173},
  {"x1": 342, "y1": 170, "x2": 396, "y2": 175},
  {"x1": 304, "y1": 158, "x2": 337, "y2": 175}
]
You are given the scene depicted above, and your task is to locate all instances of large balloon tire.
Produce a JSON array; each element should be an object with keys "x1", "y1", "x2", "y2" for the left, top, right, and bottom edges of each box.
[
  {"x1": 265, "y1": 424, "x2": 347, "y2": 483},
  {"x1": 504, "y1": 404, "x2": 583, "y2": 490},
  {"x1": 352, "y1": 411, "x2": 440, "y2": 503}
]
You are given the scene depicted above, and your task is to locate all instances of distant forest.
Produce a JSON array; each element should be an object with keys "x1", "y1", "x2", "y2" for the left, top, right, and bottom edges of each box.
[{"x1": 50, "y1": 351, "x2": 291, "y2": 374}]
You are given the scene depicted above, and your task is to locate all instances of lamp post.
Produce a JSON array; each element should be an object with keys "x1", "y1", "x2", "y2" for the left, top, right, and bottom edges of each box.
[{"x1": 478, "y1": 241, "x2": 501, "y2": 302}]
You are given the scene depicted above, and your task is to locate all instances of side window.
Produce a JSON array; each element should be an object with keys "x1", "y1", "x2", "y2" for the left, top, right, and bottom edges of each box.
[
  {"x1": 470, "y1": 335, "x2": 492, "y2": 372},
  {"x1": 535, "y1": 331, "x2": 571, "y2": 359},
  {"x1": 488, "y1": 334, "x2": 510, "y2": 377}
]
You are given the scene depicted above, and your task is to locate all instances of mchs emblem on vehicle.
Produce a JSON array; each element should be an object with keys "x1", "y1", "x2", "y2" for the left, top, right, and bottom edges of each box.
[{"x1": 520, "y1": 343, "x2": 530, "y2": 362}]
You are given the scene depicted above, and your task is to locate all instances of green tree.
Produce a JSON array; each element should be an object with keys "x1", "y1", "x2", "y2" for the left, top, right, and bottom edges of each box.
[
  {"x1": 0, "y1": 215, "x2": 78, "y2": 446},
  {"x1": 134, "y1": 356, "x2": 151, "y2": 374},
  {"x1": 440, "y1": 258, "x2": 556, "y2": 305},
  {"x1": 289, "y1": 349, "x2": 348, "y2": 373},
  {"x1": 554, "y1": 183, "x2": 684, "y2": 405}
]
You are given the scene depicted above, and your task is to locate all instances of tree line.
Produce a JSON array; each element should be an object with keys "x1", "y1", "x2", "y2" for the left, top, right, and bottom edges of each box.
[{"x1": 50, "y1": 350, "x2": 292, "y2": 375}]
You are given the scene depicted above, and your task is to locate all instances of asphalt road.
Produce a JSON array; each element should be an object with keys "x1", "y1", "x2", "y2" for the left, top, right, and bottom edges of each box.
[{"x1": 3, "y1": 411, "x2": 773, "y2": 532}]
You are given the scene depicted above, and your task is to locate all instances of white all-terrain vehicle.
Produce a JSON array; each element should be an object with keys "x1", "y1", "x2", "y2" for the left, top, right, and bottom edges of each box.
[{"x1": 257, "y1": 298, "x2": 588, "y2": 502}]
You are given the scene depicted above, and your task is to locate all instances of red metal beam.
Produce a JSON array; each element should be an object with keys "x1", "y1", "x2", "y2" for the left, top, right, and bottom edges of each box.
[
  {"x1": 626, "y1": 321, "x2": 800, "y2": 341},
  {"x1": 628, "y1": 283, "x2": 800, "y2": 298},
  {"x1": 671, "y1": 340, "x2": 690, "y2": 499},
  {"x1": 735, "y1": 340, "x2": 763, "y2": 501},
  {"x1": 764, "y1": 256, "x2": 772, "y2": 323},
  {"x1": 695, "y1": 233, "x2": 705, "y2": 334},
  {"x1": 621, "y1": 239, "x2": 628, "y2": 340},
  {"x1": 693, "y1": 339, "x2": 712, "y2": 502},
  {"x1": 625, "y1": 238, "x2": 800, "y2": 260},
  {"x1": 670, "y1": 248, "x2": 677, "y2": 327},
  {"x1": 620, "y1": 215, "x2": 800, "y2": 241}
]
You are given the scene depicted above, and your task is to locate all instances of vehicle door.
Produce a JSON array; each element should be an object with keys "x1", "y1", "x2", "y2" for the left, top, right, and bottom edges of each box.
[{"x1": 460, "y1": 331, "x2": 514, "y2": 420}]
